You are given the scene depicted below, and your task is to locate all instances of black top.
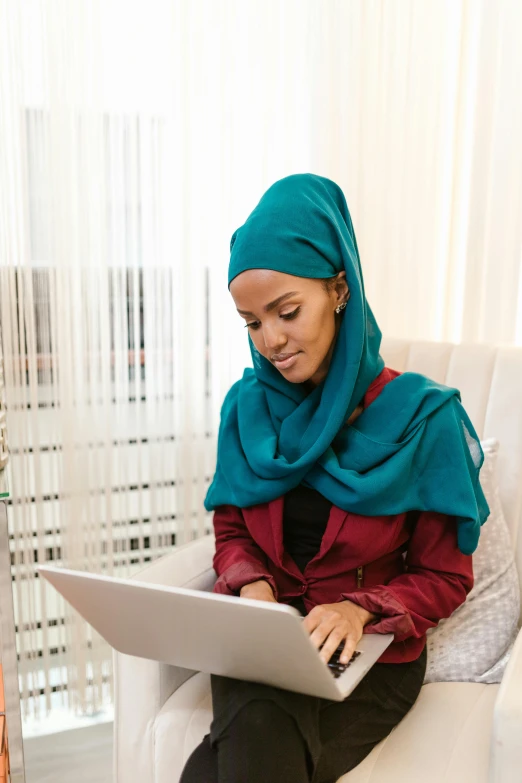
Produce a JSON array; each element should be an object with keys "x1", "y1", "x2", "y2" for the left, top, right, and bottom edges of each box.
[
  {"x1": 282, "y1": 483, "x2": 333, "y2": 615},
  {"x1": 283, "y1": 483, "x2": 333, "y2": 572}
]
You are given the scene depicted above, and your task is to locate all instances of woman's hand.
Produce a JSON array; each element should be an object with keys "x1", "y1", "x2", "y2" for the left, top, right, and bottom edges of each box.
[
  {"x1": 239, "y1": 579, "x2": 277, "y2": 603},
  {"x1": 302, "y1": 600, "x2": 374, "y2": 664}
]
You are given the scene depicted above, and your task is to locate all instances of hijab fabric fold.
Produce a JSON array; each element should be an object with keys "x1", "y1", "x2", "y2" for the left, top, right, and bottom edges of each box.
[{"x1": 203, "y1": 173, "x2": 490, "y2": 555}]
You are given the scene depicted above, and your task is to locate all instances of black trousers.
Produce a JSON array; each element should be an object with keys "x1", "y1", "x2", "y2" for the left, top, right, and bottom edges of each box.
[{"x1": 179, "y1": 644, "x2": 427, "y2": 783}]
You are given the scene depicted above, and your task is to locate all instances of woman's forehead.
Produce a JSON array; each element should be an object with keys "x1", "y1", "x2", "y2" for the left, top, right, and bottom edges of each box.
[{"x1": 230, "y1": 270, "x2": 315, "y2": 310}]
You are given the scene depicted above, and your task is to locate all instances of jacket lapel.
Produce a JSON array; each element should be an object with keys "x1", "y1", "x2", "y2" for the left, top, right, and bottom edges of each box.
[
  {"x1": 313, "y1": 504, "x2": 349, "y2": 561},
  {"x1": 266, "y1": 495, "x2": 349, "y2": 570}
]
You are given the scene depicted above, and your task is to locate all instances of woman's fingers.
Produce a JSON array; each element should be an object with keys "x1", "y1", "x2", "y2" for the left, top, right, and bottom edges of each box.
[
  {"x1": 305, "y1": 611, "x2": 337, "y2": 654},
  {"x1": 340, "y1": 634, "x2": 358, "y2": 663},
  {"x1": 308, "y1": 614, "x2": 347, "y2": 663},
  {"x1": 302, "y1": 604, "x2": 362, "y2": 664},
  {"x1": 318, "y1": 628, "x2": 347, "y2": 663}
]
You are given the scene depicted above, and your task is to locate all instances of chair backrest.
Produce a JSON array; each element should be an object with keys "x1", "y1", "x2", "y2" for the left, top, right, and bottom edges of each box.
[{"x1": 380, "y1": 338, "x2": 522, "y2": 609}]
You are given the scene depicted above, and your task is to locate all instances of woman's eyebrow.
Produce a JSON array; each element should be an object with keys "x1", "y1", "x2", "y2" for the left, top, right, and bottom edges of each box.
[{"x1": 237, "y1": 291, "x2": 300, "y2": 316}]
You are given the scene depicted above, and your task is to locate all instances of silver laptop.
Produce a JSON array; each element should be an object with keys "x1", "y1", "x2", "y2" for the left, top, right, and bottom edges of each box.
[{"x1": 38, "y1": 565, "x2": 393, "y2": 702}]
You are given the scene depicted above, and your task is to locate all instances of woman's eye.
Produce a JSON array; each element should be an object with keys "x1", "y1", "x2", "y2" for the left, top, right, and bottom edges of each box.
[{"x1": 245, "y1": 307, "x2": 301, "y2": 330}]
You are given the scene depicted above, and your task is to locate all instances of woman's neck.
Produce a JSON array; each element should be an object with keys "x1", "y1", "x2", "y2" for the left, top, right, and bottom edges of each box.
[{"x1": 346, "y1": 402, "x2": 364, "y2": 426}]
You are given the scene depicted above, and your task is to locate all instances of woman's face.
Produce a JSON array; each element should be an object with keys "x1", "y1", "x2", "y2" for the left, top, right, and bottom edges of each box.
[{"x1": 230, "y1": 269, "x2": 349, "y2": 390}]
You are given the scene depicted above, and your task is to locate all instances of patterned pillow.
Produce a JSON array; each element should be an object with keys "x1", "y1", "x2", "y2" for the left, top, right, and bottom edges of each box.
[{"x1": 423, "y1": 437, "x2": 521, "y2": 684}]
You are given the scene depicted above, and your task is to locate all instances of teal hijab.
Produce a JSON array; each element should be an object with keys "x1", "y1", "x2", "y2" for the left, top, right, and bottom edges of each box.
[{"x1": 203, "y1": 173, "x2": 490, "y2": 555}]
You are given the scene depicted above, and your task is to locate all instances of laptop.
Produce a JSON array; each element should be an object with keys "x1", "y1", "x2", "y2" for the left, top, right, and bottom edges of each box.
[{"x1": 37, "y1": 565, "x2": 393, "y2": 701}]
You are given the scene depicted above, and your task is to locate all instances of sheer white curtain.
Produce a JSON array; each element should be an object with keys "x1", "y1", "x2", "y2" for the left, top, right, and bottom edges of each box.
[
  {"x1": 0, "y1": 0, "x2": 521, "y2": 730},
  {"x1": 307, "y1": 0, "x2": 522, "y2": 345}
]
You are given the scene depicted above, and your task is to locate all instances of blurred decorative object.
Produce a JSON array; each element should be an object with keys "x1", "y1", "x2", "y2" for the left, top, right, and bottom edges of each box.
[
  {"x1": 0, "y1": 664, "x2": 11, "y2": 783},
  {"x1": 0, "y1": 498, "x2": 26, "y2": 782},
  {"x1": 0, "y1": 340, "x2": 8, "y2": 470}
]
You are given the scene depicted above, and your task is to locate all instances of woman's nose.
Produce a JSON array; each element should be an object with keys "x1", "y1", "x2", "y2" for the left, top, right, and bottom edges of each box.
[{"x1": 261, "y1": 323, "x2": 287, "y2": 351}]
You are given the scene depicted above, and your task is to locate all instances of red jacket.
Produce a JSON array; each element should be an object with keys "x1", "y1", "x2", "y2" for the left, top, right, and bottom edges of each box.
[{"x1": 211, "y1": 366, "x2": 474, "y2": 663}]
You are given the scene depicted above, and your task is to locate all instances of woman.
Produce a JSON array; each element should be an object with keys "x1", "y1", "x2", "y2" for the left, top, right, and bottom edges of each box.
[{"x1": 179, "y1": 173, "x2": 489, "y2": 783}]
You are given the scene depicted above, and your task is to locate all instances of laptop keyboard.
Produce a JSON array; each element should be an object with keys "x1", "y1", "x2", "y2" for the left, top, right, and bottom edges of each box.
[{"x1": 320, "y1": 641, "x2": 362, "y2": 678}]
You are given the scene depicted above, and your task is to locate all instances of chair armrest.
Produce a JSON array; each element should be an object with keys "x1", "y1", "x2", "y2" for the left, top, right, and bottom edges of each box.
[
  {"x1": 490, "y1": 626, "x2": 522, "y2": 783},
  {"x1": 113, "y1": 534, "x2": 216, "y2": 783}
]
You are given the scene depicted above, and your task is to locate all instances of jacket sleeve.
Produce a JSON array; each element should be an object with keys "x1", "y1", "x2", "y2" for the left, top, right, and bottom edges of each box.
[
  {"x1": 338, "y1": 510, "x2": 474, "y2": 642},
  {"x1": 212, "y1": 504, "x2": 279, "y2": 598}
]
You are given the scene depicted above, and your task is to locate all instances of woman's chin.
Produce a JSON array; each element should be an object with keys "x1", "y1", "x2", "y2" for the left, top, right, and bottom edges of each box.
[
  {"x1": 278, "y1": 366, "x2": 309, "y2": 384},
  {"x1": 272, "y1": 354, "x2": 318, "y2": 388}
]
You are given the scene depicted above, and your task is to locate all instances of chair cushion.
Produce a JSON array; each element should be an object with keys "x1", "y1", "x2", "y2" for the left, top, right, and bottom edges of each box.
[
  {"x1": 340, "y1": 681, "x2": 498, "y2": 783},
  {"x1": 153, "y1": 672, "x2": 498, "y2": 783},
  {"x1": 424, "y1": 438, "x2": 520, "y2": 684}
]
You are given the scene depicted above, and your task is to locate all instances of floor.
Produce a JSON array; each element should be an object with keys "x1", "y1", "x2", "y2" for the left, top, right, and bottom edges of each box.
[{"x1": 23, "y1": 722, "x2": 113, "y2": 783}]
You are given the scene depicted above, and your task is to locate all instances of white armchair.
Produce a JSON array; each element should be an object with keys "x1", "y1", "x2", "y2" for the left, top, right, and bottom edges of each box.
[{"x1": 113, "y1": 339, "x2": 522, "y2": 783}]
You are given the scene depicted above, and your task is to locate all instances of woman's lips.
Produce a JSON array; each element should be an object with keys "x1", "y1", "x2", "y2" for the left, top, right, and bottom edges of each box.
[{"x1": 274, "y1": 352, "x2": 301, "y2": 369}]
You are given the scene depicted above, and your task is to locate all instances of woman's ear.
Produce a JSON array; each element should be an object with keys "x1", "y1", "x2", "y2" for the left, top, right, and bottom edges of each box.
[{"x1": 335, "y1": 272, "x2": 350, "y2": 303}]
